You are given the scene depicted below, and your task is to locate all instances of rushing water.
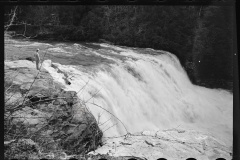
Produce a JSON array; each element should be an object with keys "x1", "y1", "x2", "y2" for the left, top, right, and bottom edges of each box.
[{"x1": 5, "y1": 38, "x2": 233, "y2": 147}]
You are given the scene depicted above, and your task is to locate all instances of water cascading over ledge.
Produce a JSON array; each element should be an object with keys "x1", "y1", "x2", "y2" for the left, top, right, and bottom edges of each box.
[{"x1": 40, "y1": 43, "x2": 232, "y2": 149}]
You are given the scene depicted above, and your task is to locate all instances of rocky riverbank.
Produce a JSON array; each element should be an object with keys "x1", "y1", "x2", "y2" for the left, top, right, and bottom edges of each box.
[
  {"x1": 4, "y1": 59, "x2": 148, "y2": 160},
  {"x1": 4, "y1": 60, "x2": 103, "y2": 159},
  {"x1": 89, "y1": 130, "x2": 232, "y2": 160}
]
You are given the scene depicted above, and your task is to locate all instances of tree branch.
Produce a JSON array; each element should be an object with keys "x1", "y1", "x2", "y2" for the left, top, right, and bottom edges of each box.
[{"x1": 4, "y1": 6, "x2": 18, "y2": 32}]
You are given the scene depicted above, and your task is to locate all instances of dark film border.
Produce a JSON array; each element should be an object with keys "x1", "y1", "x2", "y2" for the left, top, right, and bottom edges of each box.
[{"x1": 0, "y1": 0, "x2": 235, "y2": 5}]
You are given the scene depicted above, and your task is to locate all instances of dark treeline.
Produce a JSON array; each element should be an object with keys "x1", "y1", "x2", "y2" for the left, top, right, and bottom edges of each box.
[{"x1": 4, "y1": 5, "x2": 234, "y2": 88}]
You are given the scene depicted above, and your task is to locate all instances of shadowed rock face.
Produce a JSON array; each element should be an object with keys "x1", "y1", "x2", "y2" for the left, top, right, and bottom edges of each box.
[
  {"x1": 4, "y1": 60, "x2": 103, "y2": 156},
  {"x1": 18, "y1": 56, "x2": 36, "y2": 62}
]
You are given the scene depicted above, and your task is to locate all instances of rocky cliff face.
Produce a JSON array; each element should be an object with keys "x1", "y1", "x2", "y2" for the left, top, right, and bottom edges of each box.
[{"x1": 4, "y1": 60, "x2": 103, "y2": 159}]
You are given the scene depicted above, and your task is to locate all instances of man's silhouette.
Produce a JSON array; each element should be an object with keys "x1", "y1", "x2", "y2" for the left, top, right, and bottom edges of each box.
[{"x1": 35, "y1": 49, "x2": 40, "y2": 70}]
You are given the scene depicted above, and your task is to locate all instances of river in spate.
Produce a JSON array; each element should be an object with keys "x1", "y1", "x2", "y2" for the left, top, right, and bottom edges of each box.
[{"x1": 5, "y1": 37, "x2": 233, "y2": 148}]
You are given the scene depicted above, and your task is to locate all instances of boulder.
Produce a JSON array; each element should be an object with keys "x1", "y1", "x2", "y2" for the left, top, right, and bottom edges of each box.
[{"x1": 4, "y1": 60, "x2": 103, "y2": 156}]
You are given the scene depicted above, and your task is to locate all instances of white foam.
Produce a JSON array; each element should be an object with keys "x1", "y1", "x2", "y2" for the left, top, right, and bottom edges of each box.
[{"x1": 48, "y1": 47, "x2": 71, "y2": 54}]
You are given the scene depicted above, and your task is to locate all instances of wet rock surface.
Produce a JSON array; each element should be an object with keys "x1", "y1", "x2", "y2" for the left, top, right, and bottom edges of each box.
[
  {"x1": 89, "y1": 130, "x2": 232, "y2": 160},
  {"x1": 4, "y1": 60, "x2": 103, "y2": 159}
]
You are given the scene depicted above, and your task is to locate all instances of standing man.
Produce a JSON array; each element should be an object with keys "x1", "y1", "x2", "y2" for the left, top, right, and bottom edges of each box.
[{"x1": 35, "y1": 49, "x2": 41, "y2": 70}]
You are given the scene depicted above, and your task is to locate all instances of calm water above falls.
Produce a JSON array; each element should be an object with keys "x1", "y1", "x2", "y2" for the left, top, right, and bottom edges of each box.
[{"x1": 6, "y1": 38, "x2": 233, "y2": 147}]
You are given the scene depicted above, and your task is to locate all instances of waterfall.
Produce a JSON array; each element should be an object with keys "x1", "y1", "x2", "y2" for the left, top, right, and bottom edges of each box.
[{"x1": 41, "y1": 43, "x2": 232, "y2": 147}]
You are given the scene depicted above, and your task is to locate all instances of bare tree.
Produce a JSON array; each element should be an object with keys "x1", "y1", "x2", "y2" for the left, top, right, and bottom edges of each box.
[{"x1": 4, "y1": 6, "x2": 18, "y2": 32}]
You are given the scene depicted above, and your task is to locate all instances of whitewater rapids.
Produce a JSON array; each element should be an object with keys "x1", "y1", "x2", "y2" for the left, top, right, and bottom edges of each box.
[{"x1": 7, "y1": 38, "x2": 232, "y2": 148}]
